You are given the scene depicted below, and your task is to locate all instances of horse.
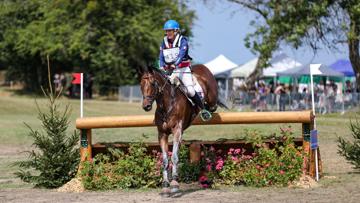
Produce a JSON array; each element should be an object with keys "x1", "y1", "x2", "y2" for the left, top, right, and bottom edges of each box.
[{"x1": 139, "y1": 64, "x2": 219, "y2": 196}]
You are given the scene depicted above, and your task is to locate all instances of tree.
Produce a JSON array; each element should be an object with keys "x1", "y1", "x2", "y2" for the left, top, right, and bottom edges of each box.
[
  {"x1": 14, "y1": 60, "x2": 79, "y2": 188},
  {"x1": 228, "y1": 0, "x2": 360, "y2": 89},
  {"x1": 338, "y1": 118, "x2": 360, "y2": 170},
  {"x1": 0, "y1": 0, "x2": 195, "y2": 94}
]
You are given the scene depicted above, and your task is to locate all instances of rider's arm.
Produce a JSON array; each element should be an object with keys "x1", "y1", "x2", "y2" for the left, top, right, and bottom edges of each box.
[
  {"x1": 174, "y1": 37, "x2": 188, "y2": 67},
  {"x1": 159, "y1": 41, "x2": 166, "y2": 68}
]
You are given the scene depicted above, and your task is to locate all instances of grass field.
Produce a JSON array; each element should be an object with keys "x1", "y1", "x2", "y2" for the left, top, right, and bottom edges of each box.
[{"x1": 0, "y1": 87, "x2": 359, "y2": 196}]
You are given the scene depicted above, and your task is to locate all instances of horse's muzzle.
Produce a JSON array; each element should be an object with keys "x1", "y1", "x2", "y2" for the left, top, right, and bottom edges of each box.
[{"x1": 143, "y1": 104, "x2": 152, "y2": 111}]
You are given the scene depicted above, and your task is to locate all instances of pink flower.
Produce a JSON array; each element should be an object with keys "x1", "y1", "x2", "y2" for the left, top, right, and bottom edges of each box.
[
  {"x1": 206, "y1": 164, "x2": 212, "y2": 171},
  {"x1": 201, "y1": 151, "x2": 205, "y2": 157},
  {"x1": 199, "y1": 175, "x2": 208, "y2": 182},
  {"x1": 231, "y1": 156, "x2": 238, "y2": 162},
  {"x1": 215, "y1": 159, "x2": 224, "y2": 170},
  {"x1": 210, "y1": 146, "x2": 215, "y2": 152},
  {"x1": 229, "y1": 148, "x2": 234, "y2": 152},
  {"x1": 206, "y1": 158, "x2": 211, "y2": 163},
  {"x1": 234, "y1": 148, "x2": 241, "y2": 155},
  {"x1": 216, "y1": 158, "x2": 224, "y2": 164},
  {"x1": 199, "y1": 175, "x2": 210, "y2": 188},
  {"x1": 256, "y1": 165, "x2": 261, "y2": 170},
  {"x1": 201, "y1": 183, "x2": 210, "y2": 188},
  {"x1": 279, "y1": 170, "x2": 285, "y2": 175}
]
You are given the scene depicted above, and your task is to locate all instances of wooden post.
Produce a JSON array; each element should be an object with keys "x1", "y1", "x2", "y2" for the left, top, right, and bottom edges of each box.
[
  {"x1": 80, "y1": 129, "x2": 92, "y2": 162},
  {"x1": 302, "y1": 122, "x2": 311, "y2": 176},
  {"x1": 189, "y1": 142, "x2": 201, "y2": 163}
]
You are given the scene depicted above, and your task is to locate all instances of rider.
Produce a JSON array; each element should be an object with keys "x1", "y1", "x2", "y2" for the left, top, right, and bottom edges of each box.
[{"x1": 159, "y1": 19, "x2": 212, "y2": 121}]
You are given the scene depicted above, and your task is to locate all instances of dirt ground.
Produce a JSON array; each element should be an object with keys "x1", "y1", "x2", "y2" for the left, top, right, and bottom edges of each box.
[
  {"x1": 1, "y1": 142, "x2": 360, "y2": 203},
  {"x1": 1, "y1": 177, "x2": 360, "y2": 203}
]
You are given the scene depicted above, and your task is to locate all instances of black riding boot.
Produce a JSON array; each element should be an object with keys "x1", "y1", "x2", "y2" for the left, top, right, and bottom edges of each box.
[
  {"x1": 191, "y1": 93, "x2": 212, "y2": 121},
  {"x1": 191, "y1": 92, "x2": 204, "y2": 109}
]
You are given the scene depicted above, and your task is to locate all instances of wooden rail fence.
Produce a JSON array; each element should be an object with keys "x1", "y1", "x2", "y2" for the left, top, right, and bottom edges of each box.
[{"x1": 76, "y1": 111, "x2": 321, "y2": 178}]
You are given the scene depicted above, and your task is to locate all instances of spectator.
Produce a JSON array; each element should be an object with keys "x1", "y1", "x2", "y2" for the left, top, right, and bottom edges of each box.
[
  {"x1": 276, "y1": 83, "x2": 287, "y2": 111},
  {"x1": 54, "y1": 73, "x2": 62, "y2": 94},
  {"x1": 344, "y1": 80, "x2": 354, "y2": 108},
  {"x1": 324, "y1": 81, "x2": 336, "y2": 113}
]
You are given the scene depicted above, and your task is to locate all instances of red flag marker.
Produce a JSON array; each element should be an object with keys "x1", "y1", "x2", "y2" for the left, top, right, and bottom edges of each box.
[{"x1": 72, "y1": 73, "x2": 81, "y2": 84}]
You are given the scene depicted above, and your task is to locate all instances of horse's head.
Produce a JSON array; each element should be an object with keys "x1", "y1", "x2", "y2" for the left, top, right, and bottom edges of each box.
[{"x1": 139, "y1": 67, "x2": 159, "y2": 112}]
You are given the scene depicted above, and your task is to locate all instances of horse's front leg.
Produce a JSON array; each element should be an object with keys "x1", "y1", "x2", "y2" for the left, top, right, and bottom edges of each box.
[
  {"x1": 171, "y1": 123, "x2": 183, "y2": 194},
  {"x1": 159, "y1": 133, "x2": 170, "y2": 196}
]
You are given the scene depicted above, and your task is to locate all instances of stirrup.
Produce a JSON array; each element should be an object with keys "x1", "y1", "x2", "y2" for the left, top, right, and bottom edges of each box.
[{"x1": 200, "y1": 109, "x2": 212, "y2": 121}]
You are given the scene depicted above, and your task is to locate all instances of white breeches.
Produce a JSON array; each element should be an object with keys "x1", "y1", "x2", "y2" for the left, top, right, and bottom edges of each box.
[{"x1": 170, "y1": 67, "x2": 195, "y2": 97}]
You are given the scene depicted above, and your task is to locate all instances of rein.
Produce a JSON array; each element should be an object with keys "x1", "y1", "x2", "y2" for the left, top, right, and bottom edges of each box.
[{"x1": 142, "y1": 71, "x2": 176, "y2": 121}]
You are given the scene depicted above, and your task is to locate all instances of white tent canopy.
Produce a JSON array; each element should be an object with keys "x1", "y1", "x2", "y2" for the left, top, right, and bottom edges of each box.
[
  {"x1": 263, "y1": 53, "x2": 302, "y2": 77},
  {"x1": 204, "y1": 54, "x2": 238, "y2": 78},
  {"x1": 230, "y1": 58, "x2": 258, "y2": 78},
  {"x1": 229, "y1": 53, "x2": 302, "y2": 78}
]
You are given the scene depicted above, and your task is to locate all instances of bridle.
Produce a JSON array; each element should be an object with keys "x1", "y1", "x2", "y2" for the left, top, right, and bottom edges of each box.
[{"x1": 141, "y1": 72, "x2": 167, "y2": 103}]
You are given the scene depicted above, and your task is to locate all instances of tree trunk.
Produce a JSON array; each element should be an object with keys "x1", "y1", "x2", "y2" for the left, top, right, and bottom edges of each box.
[
  {"x1": 348, "y1": 14, "x2": 360, "y2": 92},
  {"x1": 245, "y1": 54, "x2": 266, "y2": 89}
]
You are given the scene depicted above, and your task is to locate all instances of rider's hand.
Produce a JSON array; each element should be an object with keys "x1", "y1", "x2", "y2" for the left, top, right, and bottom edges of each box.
[{"x1": 169, "y1": 64, "x2": 176, "y2": 70}]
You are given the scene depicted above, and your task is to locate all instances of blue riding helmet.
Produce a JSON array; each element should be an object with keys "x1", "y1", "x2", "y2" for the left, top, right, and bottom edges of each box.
[{"x1": 163, "y1": 20, "x2": 180, "y2": 30}]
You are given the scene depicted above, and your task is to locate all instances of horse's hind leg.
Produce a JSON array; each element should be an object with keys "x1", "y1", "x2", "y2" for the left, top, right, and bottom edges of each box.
[
  {"x1": 159, "y1": 133, "x2": 170, "y2": 197},
  {"x1": 170, "y1": 124, "x2": 183, "y2": 195}
]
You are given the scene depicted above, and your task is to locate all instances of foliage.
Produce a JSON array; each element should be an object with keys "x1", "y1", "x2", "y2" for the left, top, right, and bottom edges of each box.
[
  {"x1": 229, "y1": 0, "x2": 360, "y2": 87},
  {"x1": 80, "y1": 127, "x2": 304, "y2": 190},
  {"x1": 14, "y1": 77, "x2": 79, "y2": 188},
  {"x1": 178, "y1": 144, "x2": 201, "y2": 183},
  {"x1": 338, "y1": 118, "x2": 360, "y2": 169},
  {"x1": 0, "y1": 0, "x2": 195, "y2": 93},
  {"x1": 80, "y1": 143, "x2": 161, "y2": 190},
  {"x1": 211, "y1": 127, "x2": 304, "y2": 187}
]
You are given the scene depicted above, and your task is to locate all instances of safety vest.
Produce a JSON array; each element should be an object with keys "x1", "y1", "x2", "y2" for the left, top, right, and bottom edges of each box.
[{"x1": 162, "y1": 34, "x2": 183, "y2": 64}]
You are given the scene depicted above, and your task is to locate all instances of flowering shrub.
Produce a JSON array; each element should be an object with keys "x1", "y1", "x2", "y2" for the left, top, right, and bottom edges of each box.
[
  {"x1": 209, "y1": 127, "x2": 304, "y2": 187},
  {"x1": 80, "y1": 143, "x2": 161, "y2": 190},
  {"x1": 80, "y1": 126, "x2": 304, "y2": 190},
  {"x1": 178, "y1": 145, "x2": 201, "y2": 183}
]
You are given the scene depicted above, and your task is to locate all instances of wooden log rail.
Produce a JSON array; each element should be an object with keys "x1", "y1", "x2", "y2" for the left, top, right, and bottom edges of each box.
[{"x1": 76, "y1": 111, "x2": 321, "y2": 178}]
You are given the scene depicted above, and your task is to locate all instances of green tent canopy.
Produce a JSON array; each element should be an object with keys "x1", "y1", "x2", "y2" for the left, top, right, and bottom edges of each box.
[{"x1": 278, "y1": 76, "x2": 292, "y2": 84}]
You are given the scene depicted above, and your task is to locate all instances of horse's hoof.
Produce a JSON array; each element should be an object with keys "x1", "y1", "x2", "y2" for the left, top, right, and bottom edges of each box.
[
  {"x1": 160, "y1": 187, "x2": 171, "y2": 197},
  {"x1": 170, "y1": 180, "x2": 180, "y2": 196},
  {"x1": 170, "y1": 186, "x2": 179, "y2": 193}
]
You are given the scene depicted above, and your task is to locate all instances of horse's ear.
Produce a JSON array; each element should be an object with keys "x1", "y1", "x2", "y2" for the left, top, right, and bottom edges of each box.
[{"x1": 136, "y1": 66, "x2": 146, "y2": 82}]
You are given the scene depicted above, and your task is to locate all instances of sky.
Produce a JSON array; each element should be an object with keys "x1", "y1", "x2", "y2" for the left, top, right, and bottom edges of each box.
[{"x1": 188, "y1": 1, "x2": 349, "y2": 66}]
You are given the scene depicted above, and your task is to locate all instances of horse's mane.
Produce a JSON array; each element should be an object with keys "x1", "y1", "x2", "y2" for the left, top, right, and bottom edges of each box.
[{"x1": 150, "y1": 67, "x2": 169, "y2": 84}]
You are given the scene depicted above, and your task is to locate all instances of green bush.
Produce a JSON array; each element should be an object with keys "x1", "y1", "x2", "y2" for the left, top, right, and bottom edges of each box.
[
  {"x1": 178, "y1": 144, "x2": 201, "y2": 183},
  {"x1": 14, "y1": 86, "x2": 79, "y2": 188},
  {"x1": 80, "y1": 143, "x2": 161, "y2": 190},
  {"x1": 80, "y1": 127, "x2": 304, "y2": 190},
  {"x1": 338, "y1": 118, "x2": 360, "y2": 169}
]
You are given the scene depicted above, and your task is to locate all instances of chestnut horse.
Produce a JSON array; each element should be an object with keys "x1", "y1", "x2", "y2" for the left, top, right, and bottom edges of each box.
[{"x1": 139, "y1": 64, "x2": 219, "y2": 196}]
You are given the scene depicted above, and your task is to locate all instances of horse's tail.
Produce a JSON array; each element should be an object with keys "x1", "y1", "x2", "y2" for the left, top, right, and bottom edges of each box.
[{"x1": 217, "y1": 97, "x2": 229, "y2": 110}]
